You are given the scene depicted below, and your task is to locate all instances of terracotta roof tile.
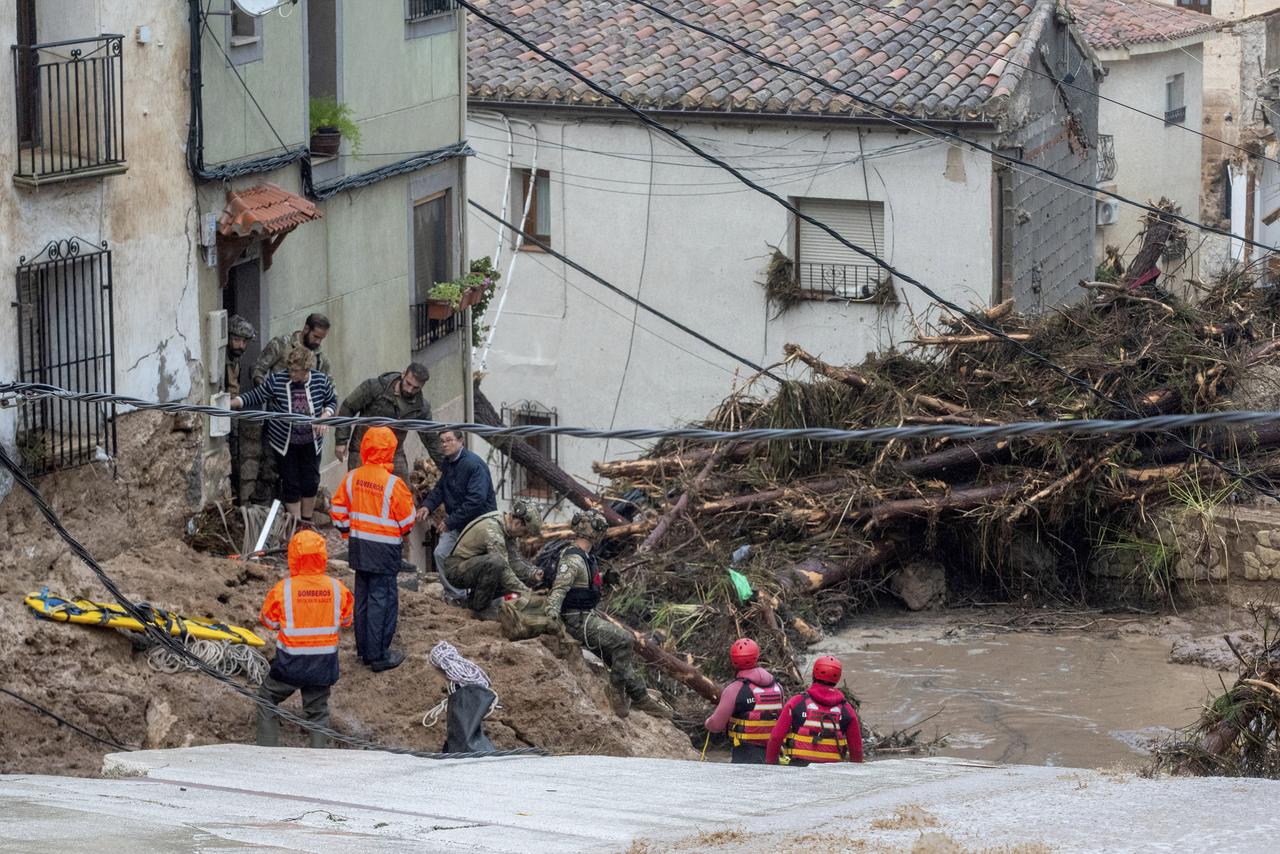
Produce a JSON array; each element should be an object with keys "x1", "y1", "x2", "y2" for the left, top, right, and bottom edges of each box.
[
  {"x1": 468, "y1": 0, "x2": 1058, "y2": 119},
  {"x1": 1068, "y1": 0, "x2": 1220, "y2": 51},
  {"x1": 218, "y1": 183, "x2": 322, "y2": 239}
]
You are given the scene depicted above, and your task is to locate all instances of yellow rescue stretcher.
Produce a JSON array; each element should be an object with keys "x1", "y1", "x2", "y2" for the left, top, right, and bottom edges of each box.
[{"x1": 24, "y1": 588, "x2": 264, "y2": 647}]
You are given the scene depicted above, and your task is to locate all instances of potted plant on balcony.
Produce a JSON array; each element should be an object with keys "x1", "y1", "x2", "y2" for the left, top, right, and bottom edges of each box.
[
  {"x1": 426, "y1": 281, "x2": 464, "y2": 320},
  {"x1": 309, "y1": 97, "x2": 361, "y2": 158}
]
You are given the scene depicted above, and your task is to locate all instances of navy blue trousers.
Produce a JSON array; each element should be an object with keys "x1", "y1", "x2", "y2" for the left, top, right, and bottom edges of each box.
[{"x1": 353, "y1": 571, "x2": 398, "y2": 663}]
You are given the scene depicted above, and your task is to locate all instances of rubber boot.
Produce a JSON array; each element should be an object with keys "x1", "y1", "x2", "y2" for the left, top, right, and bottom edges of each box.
[{"x1": 371, "y1": 649, "x2": 405, "y2": 672}]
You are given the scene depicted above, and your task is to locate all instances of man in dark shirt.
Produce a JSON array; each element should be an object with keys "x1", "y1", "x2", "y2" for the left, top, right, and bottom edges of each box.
[{"x1": 418, "y1": 429, "x2": 497, "y2": 578}]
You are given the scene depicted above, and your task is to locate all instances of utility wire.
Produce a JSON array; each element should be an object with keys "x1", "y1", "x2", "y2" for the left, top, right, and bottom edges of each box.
[
  {"x1": 630, "y1": 0, "x2": 1274, "y2": 255},
  {"x1": 0, "y1": 686, "x2": 137, "y2": 753},
  {"x1": 0, "y1": 443, "x2": 543, "y2": 762},
  {"x1": 835, "y1": 0, "x2": 1273, "y2": 168},
  {"x1": 8, "y1": 380, "x2": 1280, "y2": 446}
]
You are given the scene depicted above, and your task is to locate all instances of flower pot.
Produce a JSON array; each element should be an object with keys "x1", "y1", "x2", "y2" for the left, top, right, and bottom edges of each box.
[
  {"x1": 310, "y1": 128, "x2": 342, "y2": 157},
  {"x1": 461, "y1": 286, "x2": 484, "y2": 309},
  {"x1": 425, "y1": 299, "x2": 455, "y2": 321}
]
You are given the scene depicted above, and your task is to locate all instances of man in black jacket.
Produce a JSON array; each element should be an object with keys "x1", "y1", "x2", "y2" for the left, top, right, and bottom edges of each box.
[{"x1": 418, "y1": 429, "x2": 498, "y2": 577}]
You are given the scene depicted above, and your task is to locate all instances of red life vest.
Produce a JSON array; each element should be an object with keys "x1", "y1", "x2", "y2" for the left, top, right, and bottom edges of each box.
[
  {"x1": 726, "y1": 678, "x2": 784, "y2": 746},
  {"x1": 783, "y1": 691, "x2": 851, "y2": 764}
]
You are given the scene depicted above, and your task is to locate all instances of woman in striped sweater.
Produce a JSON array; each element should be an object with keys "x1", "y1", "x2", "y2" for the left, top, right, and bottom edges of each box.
[{"x1": 232, "y1": 346, "x2": 338, "y2": 526}]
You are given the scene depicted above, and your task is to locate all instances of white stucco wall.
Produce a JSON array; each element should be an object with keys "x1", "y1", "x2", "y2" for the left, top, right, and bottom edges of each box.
[
  {"x1": 466, "y1": 112, "x2": 995, "y2": 507},
  {"x1": 0, "y1": 1, "x2": 201, "y2": 499},
  {"x1": 1096, "y1": 42, "x2": 1205, "y2": 265}
]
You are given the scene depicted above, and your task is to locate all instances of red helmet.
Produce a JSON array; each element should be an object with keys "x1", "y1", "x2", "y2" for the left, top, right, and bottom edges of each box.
[
  {"x1": 730, "y1": 638, "x2": 759, "y2": 670},
  {"x1": 812, "y1": 655, "x2": 842, "y2": 685}
]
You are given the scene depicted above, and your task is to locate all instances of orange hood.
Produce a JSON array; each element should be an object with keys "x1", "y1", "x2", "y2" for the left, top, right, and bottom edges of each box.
[
  {"x1": 287, "y1": 529, "x2": 328, "y2": 577},
  {"x1": 360, "y1": 426, "x2": 399, "y2": 472}
]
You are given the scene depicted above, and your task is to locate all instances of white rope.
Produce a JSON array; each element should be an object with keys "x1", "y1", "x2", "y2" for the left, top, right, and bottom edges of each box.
[
  {"x1": 146, "y1": 637, "x2": 268, "y2": 684},
  {"x1": 422, "y1": 640, "x2": 500, "y2": 728}
]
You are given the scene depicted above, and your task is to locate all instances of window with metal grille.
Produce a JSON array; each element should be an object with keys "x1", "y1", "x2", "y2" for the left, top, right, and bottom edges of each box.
[
  {"x1": 406, "y1": 0, "x2": 457, "y2": 20},
  {"x1": 794, "y1": 197, "x2": 889, "y2": 300},
  {"x1": 499, "y1": 402, "x2": 557, "y2": 500},
  {"x1": 515, "y1": 169, "x2": 551, "y2": 247},
  {"x1": 14, "y1": 239, "x2": 116, "y2": 475},
  {"x1": 1165, "y1": 73, "x2": 1186, "y2": 125},
  {"x1": 1175, "y1": 0, "x2": 1211, "y2": 14},
  {"x1": 410, "y1": 191, "x2": 456, "y2": 348}
]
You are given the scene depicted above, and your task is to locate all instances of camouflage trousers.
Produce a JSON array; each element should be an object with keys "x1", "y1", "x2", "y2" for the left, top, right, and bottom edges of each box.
[
  {"x1": 563, "y1": 610, "x2": 647, "y2": 702},
  {"x1": 443, "y1": 553, "x2": 529, "y2": 612}
]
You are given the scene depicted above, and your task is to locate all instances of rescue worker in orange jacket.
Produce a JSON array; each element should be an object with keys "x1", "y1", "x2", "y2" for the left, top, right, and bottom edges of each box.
[
  {"x1": 256, "y1": 529, "x2": 354, "y2": 748},
  {"x1": 704, "y1": 638, "x2": 785, "y2": 764},
  {"x1": 329, "y1": 426, "x2": 416, "y2": 672},
  {"x1": 765, "y1": 655, "x2": 863, "y2": 766}
]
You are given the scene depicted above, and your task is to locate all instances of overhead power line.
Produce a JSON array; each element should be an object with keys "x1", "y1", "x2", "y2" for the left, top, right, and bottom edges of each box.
[
  {"x1": 630, "y1": 0, "x2": 1274, "y2": 255},
  {"x1": 455, "y1": 0, "x2": 1277, "y2": 498}
]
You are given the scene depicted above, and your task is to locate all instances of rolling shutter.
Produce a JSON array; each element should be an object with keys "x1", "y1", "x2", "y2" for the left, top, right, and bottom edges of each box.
[{"x1": 796, "y1": 198, "x2": 886, "y2": 297}]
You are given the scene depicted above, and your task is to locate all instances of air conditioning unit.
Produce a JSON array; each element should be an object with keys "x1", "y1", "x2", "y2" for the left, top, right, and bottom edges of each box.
[
  {"x1": 206, "y1": 309, "x2": 228, "y2": 384},
  {"x1": 1096, "y1": 199, "x2": 1121, "y2": 227}
]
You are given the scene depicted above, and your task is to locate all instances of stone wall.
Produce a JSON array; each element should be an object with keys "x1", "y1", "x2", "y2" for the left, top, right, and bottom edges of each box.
[{"x1": 1090, "y1": 503, "x2": 1280, "y2": 582}]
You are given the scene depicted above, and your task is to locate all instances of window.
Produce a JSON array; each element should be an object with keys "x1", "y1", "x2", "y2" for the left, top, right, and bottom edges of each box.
[
  {"x1": 1267, "y1": 16, "x2": 1280, "y2": 72},
  {"x1": 1165, "y1": 73, "x2": 1186, "y2": 125},
  {"x1": 794, "y1": 198, "x2": 888, "y2": 300},
  {"x1": 307, "y1": 0, "x2": 337, "y2": 99},
  {"x1": 226, "y1": 2, "x2": 263, "y2": 64},
  {"x1": 500, "y1": 402, "x2": 558, "y2": 500},
  {"x1": 405, "y1": 0, "x2": 458, "y2": 38},
  {"x1": 412, "y1": 191, "x2": 455, "y2": 348},
  {"x1": 406, "y1": 0, "x2": 457, "y2": 21},
  {"x1": 1175, "y1": 0, "x2": 1211, "y2": 13},
  {"x1": 516, "y1": 168, "x2": 551, "y2": 248},
  {"x1": 14, "y1": 239, "x2": 116, "y2": 476}
]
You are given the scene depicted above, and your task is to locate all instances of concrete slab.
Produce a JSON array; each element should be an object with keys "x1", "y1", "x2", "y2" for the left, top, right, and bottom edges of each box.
[{"x1": 0, "y1": 745, "x2": 1275, "y2": 852}]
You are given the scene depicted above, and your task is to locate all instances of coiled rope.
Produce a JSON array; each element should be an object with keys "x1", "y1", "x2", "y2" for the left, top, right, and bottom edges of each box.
[
  {"x1": 422, "y1": 640, "x2": 500, "y2": 728},
  {"x1": 145, "y1": 636, "x2": 269, "y2": 684}
]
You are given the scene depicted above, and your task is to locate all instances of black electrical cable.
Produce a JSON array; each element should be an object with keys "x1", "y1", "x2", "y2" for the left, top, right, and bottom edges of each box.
[
  {"x1": 457, "y1": 0, "x2": 1278, "y2": 498},
  {"x1": 0, "y1": 443, "x2": 544, "y2": 761},
  {"x1": 470, "y1": 201, "x2": 782, "y2": 382},
  {"x1": 631, "y1": 0, "x2": 1274, "y2": 255},
  {"x1": 0, "y1": 686, "x2": 138, "y2": 753}
]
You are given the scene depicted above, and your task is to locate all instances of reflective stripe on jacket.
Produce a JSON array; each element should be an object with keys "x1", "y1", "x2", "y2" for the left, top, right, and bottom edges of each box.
[
  {"x1": 782, "y1": 692, "x2": 851, "y2": 764},
  {"x1": 727, "y1": 678, "x2": 785, "y2": 746},
  {"x1": 260, "y1": 571, "x2": 353, "y2": 687},
  {"x1": 330, "y1": 447, "x2": 415, "y2": 575}
]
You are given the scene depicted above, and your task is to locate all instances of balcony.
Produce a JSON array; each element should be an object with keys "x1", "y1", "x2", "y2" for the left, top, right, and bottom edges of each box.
[
  {"x1": 1164, "y1": 106, "x2": 1187, "y2": 126},
  {"x1": 411, "y1": 302, "x2": 461, "y2": 350},
  {"x1": 11, "y1": 34, "x2": 126, "y2": 187},
  {"x1": 796, "y1": 262, "x2": 887, "y2": 301},
  {"x1": 406, "y1": 0, "x2": 457, "y2": 20},
  {"x1": 1097, "y1": 133, "x2": 1116, "y2": 183}
]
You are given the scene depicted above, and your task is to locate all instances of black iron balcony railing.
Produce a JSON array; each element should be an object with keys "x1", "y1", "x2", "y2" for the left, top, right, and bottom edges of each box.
[
  {"x1": 411, "y1": 302, "x2": 461, "y2": 350},
  {"x1": 406, "y1": 0, "x2": 458, "y2": 21},
  {"x1": 1097, "y1": 133, "x2": 1117, "y2": 183},
  {"x1": 1165, "y1": 106, "x2": 1187, "y2": 126},
  {"x1": 11, "y1": 34, "x2": 126, "y2": 186},
  {"x1": 797, "y1": 262, "x2": 885, "y2": 300}
]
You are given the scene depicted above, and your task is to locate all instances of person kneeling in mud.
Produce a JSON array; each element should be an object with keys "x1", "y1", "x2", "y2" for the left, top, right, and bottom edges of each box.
[
  {"x1": 442, "y1": 499, "x2": 542, "y2": 612},
  {"x1": 541, "y1": 510, "x2": 673, "y2": 720}
]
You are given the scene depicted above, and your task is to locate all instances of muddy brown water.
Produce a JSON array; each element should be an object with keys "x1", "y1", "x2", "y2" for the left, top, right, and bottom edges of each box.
[{"x1": 818, "y1": 619, "x2": 1223, "y2": 768}]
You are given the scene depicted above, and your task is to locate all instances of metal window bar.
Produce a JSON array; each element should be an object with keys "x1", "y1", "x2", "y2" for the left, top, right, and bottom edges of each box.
[
  {"x1": 14, "y1": 239, "x2": 117, "y2": 476},
  {"x1": 410, "y1": 302, "x2": 460, "y2": 350},
  {"x1": 796, "y1": 262, "x2": 885, "y2": 300},
  {"x1": 406, "y1": 0, "x2": 457, "y2": 21},
  {"x1": 11, "y1": 35, "x2": 125, "y2": 184},
  {"x1": 1164, "y1": 106, "x2": 1187, "y2": 126},
  {"x1": 498, "y1": 401, "x2": 558, "y2": 500},
  {"x1": 1096, "y1": 134, "x2": 1116, "y2": 183}
]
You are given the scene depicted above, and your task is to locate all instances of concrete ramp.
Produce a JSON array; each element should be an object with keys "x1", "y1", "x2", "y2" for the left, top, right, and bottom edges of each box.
[{"x1": 0, "y1": 745, "x2": 1275, "y2": 852}]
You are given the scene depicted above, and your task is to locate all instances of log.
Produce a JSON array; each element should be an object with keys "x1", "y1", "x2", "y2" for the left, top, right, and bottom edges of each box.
[
  {"x1": 1139, "y1": 423, "x2": 1280, "y2": 466},
  {"x1": 601, "y1": 613, "x2": 721, "y2": 703},
  {"x1": 693, "y1": 477, "x2": 852, "y2": 515},
  {"x1": 914, "y1": 394, "x2": 967, "y2": 416},
  {"x1": 1123, "y1": 198, "x2": 1179, "y2": 288},
  {"x1": 531, "y1": 520, "x2": 652, "y2": 545},
  {"x1": 638, "y1": 450, "x2": 720, "y2": 553},
  {"x1": 851, "y1": 483, "x2": 1021, "y2": 527},
  {"x1": 776, "y1": 541, "x2": 899, "y2": 594},
  {"x1": 895, "y1": 439, "x2": 1012, "y2": 478},
  {"x1": 593, "y1": 444, "x2": 752, "y2": 479},
  {"x1": 474, "y1": 382, "x2": 627, "y2": 526},
  {"x1": 941, "y1": 298, "x2": 1014, "y2": 327},
  {"x1": 782, "y1": 343, "x2": 870, "y2": 390},
  {"x1": 912, "y1": 333, "x2": 1032, "y2": 345}
]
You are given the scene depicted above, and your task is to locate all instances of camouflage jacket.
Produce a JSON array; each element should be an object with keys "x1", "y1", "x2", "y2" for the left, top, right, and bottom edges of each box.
[
  {"x1": 225, "y1": 355, "x2": 243, "y2": 397},
  {"x1": 334, "y1": 372, "x2": 443, "y2": 464},
  {"x1": 251, "y1": 331, "x2": 331, "y2": 385},
  {"x1": 451, "y1": 511, "x2": 536, "y2": 582},
  {"x1": 546, "y1": 549, "x2": 591, "y2": 615}
]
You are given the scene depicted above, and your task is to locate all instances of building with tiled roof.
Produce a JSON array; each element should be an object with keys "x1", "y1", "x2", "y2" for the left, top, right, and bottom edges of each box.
[
  {"x1": 1069, "y1": 0, "x2": 1220, "y2": 52},
  {"x1": 469, "y1": 0, "x2": 1072, "y2": 122},
  {"x1": 466, "y1": 0, "x2": 1106, "y2": 495}
]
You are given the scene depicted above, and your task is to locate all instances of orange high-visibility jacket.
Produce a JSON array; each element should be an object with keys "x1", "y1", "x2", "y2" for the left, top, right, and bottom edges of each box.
[
  {"x1": 260, "y1": 530, "x2": 354, "y2": 687},
  {"x1": 330, "y1": 426, "x2": 416, "y2": 574}
]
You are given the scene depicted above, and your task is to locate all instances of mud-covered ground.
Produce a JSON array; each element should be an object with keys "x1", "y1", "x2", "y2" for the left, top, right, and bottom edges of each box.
[{"x1": 0, "y1": 413, "x2": 692, "y2": 776}]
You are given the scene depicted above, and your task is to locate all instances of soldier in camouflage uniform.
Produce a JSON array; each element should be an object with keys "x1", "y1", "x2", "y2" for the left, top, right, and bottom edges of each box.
[
  {"x1": 226, "y1": 315, "x2": 257, "y2": 503},
  {"x1": 545, "y1": 510, "x2": 673, "y2": 719},
  {"x1": 442, "y1": 500, "x2": 541, "y2": 612},
  {"x1": 244, "y1": 314, "x2": 332, "y2": 504},
  {"x1": 333, "y1": 363, "x2": 443, "y2": 481}
]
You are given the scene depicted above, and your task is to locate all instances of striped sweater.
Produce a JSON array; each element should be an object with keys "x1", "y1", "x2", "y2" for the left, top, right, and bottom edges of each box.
[{"x1": 238, "y1": 370, "x2": 338, "y2": 456}]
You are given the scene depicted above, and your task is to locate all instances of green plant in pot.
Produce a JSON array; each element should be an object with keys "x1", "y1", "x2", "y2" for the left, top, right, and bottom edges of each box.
[
  {"x1": 309, "y1": 97, "x2": 361, "y2": 157},
  {"x1": 426, "y1": 280, "x2": 464, "y2": 320}
]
